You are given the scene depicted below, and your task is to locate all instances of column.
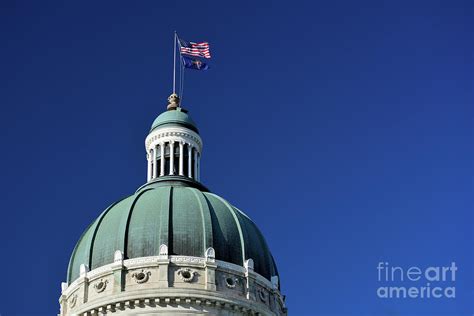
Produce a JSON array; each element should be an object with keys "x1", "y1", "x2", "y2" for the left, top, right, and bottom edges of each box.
[
  {"x1": 152, "y1": 146, "x2": 157, "y2": 179},
  {"x1": 147, "y1": 151, "x2": 152, "y2": 181},
  {"x1": 169, "y1": 141, "x2": 175, "y2": 175},
  {"x1": 197, "y1": 153, "x2": 200, "y2": 181},
  {"x1": 179, "y1": 142, "x2": 184, "y2": 176},
  {"x1": 188, "y1": 145, "x2": 193, "y2": 178},
  {"x1": 193, "y1": 149, "x2": 198, "y2": 180},
  {"x1": 160, "y1": 143, "x2": 165, "y2": 176}
]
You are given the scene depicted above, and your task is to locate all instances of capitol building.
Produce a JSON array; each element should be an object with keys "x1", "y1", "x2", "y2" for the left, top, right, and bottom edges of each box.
[{"x1": 59, "y1": 94, "x2": 287, "y2": 315}]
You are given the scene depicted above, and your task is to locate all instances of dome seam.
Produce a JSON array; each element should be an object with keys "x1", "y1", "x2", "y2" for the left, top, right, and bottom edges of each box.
[
  {"x1": 122, "y1": 188, "x2": 154, "y2": 259},
  {"x1": 205, "y1": 193, "x2": 246, "y2": 266},
  {"x1": 88, "y1": 197, "x2": 129, "y2": 271},
  {"x1": 234, "y1": 206, "x2": 274, "y2": 279},
  {"x1": 167, "y1": 187, "x2": 174, "y2": 254},
  {"x1": 68, "y1": 197, "x2": 126, "y2": 283},
  {"x1": 188, "y1": 187, "x2": 214, "y2": 255},
  {"x1": 67, "y1": 220, "x2": 95, "y2": 284}
]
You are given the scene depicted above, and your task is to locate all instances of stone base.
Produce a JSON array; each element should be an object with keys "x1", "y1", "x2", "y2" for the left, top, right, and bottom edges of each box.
[{"x1": 60, "y1": 255, "x2": 286, "y2": 316}]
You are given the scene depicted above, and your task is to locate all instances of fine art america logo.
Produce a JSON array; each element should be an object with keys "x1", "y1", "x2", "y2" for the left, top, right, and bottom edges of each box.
[{"x1": 377, "y1": 262, "x2": 457, "y2": 299}]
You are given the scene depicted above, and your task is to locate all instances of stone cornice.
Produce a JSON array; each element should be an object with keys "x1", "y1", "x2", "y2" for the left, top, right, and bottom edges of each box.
[
  {"x1": 71, "y1": 288, "x2": 276, "y2": 316},
  {"x1": 145, "y1": 126, "x2": 202, "y2": 152}
]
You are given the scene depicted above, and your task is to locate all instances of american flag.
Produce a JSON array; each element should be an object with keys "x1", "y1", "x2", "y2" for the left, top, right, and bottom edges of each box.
[{"x1": 179, "y1": 39, "x2": 211, "y2": 59}]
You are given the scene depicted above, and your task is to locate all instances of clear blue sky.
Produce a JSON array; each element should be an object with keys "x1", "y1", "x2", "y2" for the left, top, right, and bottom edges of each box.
[{"x1": 0, "y1": 1, "x2": 472, "y2": 315}]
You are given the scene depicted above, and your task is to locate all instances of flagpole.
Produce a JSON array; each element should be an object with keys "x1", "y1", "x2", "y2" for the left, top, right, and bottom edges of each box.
[
  {"x1": 173, "y1": 32, "x2": 176, "y2": 94},
  {"x1": 180, "y1": 55, "x2": 185, "y2": 105}
]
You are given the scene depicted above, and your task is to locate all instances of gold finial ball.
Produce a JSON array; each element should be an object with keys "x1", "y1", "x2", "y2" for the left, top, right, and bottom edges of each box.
[{"x1": 167, "y1": 93, "x2": 180, "y2": 110}]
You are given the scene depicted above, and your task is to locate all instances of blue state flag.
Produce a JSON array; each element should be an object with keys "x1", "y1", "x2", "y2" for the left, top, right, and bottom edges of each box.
[{"x1": 182, "y1": 56, "x2": 210, "y2": 71}]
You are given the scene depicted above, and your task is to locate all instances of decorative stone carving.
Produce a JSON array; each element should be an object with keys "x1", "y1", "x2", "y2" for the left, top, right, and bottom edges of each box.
[
  {"x1": 205, "y1": 247, "x2": 215, "y2": 262},
  {"x1": 132, "y1": 269, "x2": 151, "y2": 284},
  {"x1": 79, "y1": 263, "x2": 89, "y2": 277},
  {"x1": 159, "y1": 244, "x2": 168, "y2": 257},
  {"x1": 171, "y1": 256, "x2": 205, "y2": 264},
  {"x1": 271, "y1": 275, "x2": 279, "y2": 289},
  {"x1": 114, "y1": 250, "x2": 124, "y2": 262},
  {"x1": 167, "y1": 93, "x2": 180, "y2": 110},
  {"x1": 177, "y1": 268, "x2": 197, "y2": 283},
  {"x1": 60, "y1": 254, "x2": 287, "y2": 315},
  {"x1": 93, "y1": 279, "x2": 108, "y2": 293},
  {"x1": 244, "y1": 259, "x2": 254, "y2": 271},
  {"x1": 125, "y1": 257, "x2": 157, "y2": 267},
  {"x1": 145, "y1": 127, "x2": 202, "y2": 153},
  {"x1": 68, "y1": 294, "x2": 77, "y2": 308},
  {"x1": 225, "y1": 276, "x2": 239, "y2": 289},
  {"x1": 258, "y1": 288, "x2": 267, "y2": 302}
]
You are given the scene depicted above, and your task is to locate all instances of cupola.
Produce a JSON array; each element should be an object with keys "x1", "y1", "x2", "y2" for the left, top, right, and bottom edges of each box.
[{"x1": 145, "y1": 94, "x2": 202, "y2": 182}]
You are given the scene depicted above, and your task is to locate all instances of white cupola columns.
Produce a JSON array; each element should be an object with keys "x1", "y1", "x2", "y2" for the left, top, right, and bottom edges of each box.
[
  {"x1": 194, "y1": 149, "x2": 199, "y2": 182},
  {"x1": 187, "y1": 145, "x2": 193, "y2": 178},
  {"x1": 152, "y1": 147, "x2": 157, "y2": 178},
  {"x1": 160, "y1": 144, "x2": 165, "y2": 176},
  {"x1": 169, "y1": 141, "x2": 175, "y2": 176},
  {"x1": 179, "y1": 142, "x2": 184, "y2": 176},
  {"x1": 147, "y1": 152, "x2": 152, "y2": 180},
  {"x1": 145, "y1": 123, "x2": 202, "y2": 183}
]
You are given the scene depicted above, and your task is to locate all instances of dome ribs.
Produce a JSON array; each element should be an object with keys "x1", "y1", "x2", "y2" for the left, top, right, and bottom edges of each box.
[
  {"x1": 126, "y1": 186, "x2": 171, "y2": 259},
  {"x1": 234, "y1": 207, "x2": 274, "y2": 280},
  {"x1": 67, "y1": 198, "x2": 125, "y2": 284},
  {"x1": 170, "y1": 187, "x2": 204, "y2": 257},
  {"x1": 67, "y1": 184, "x2": 279, "y2": 285},
  {"x1": 91, "y1": 196, "x2": 135, "y2": 270},
  {"x1": 167, "y1": 187, "x2": 174, "y2": 255},
  {"x1": 188, "y1": 187, "x2": 214, "y2": 255},
  {"x1": 205, "y1": 193, "x2": 246, "y2": 267},
  {"x1": 121, "y1": 188, "x2": 152, "y2": 259},
  {"x1": 67, "y1": 221, "x2": 94, "y2": 284},
  {"x1": 159, "y1": 186, "x2": 172, "y2": 254}
]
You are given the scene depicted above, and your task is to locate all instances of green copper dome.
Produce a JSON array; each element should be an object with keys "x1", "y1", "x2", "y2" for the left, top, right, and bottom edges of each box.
[
  {"x1": 67, "y1": 178, "x2": 279, "y2": 285},
  {"x1": 150, "y1": 108, "x2": 198, "y2": 133}
]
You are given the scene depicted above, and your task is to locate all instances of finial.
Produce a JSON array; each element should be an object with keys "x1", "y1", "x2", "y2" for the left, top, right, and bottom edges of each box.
[{"x1": 167, "y1": 93, "x2": 180, "y2": 110}]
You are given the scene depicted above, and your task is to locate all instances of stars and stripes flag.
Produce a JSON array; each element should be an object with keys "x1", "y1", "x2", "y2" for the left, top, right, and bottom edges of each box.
[{"x1": 179, "y1": 38, "x2": 211, "y2": 59}]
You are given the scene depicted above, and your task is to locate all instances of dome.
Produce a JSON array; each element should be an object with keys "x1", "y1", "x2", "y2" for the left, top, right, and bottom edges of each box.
[
  {"x1": 60, "y1": 94, "x2": 287, "y2": 316},
  {"x1": 150, "y1": 108, "x2": 198, "y2": 133},
  {"x1": 67, "y1": 177, "x2": 279, "y2": 285}
]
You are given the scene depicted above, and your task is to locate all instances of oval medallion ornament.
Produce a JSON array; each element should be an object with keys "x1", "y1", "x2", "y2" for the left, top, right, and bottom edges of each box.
[
  {"x1": 177, "y1": 268, "x2": 196, "y2": 282},
  {"x1": 93, "y1": 279, "x2": 108, "y2": 293},
  {"x1": 68, "y1": 294, "x2": 77, "y2": 308},
  {"x1": 225, "y1": 276, "x2": 238, "y2": 289},
  {"x1": 132, "y1": 269, "x2": 151, "y2": 284}
]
